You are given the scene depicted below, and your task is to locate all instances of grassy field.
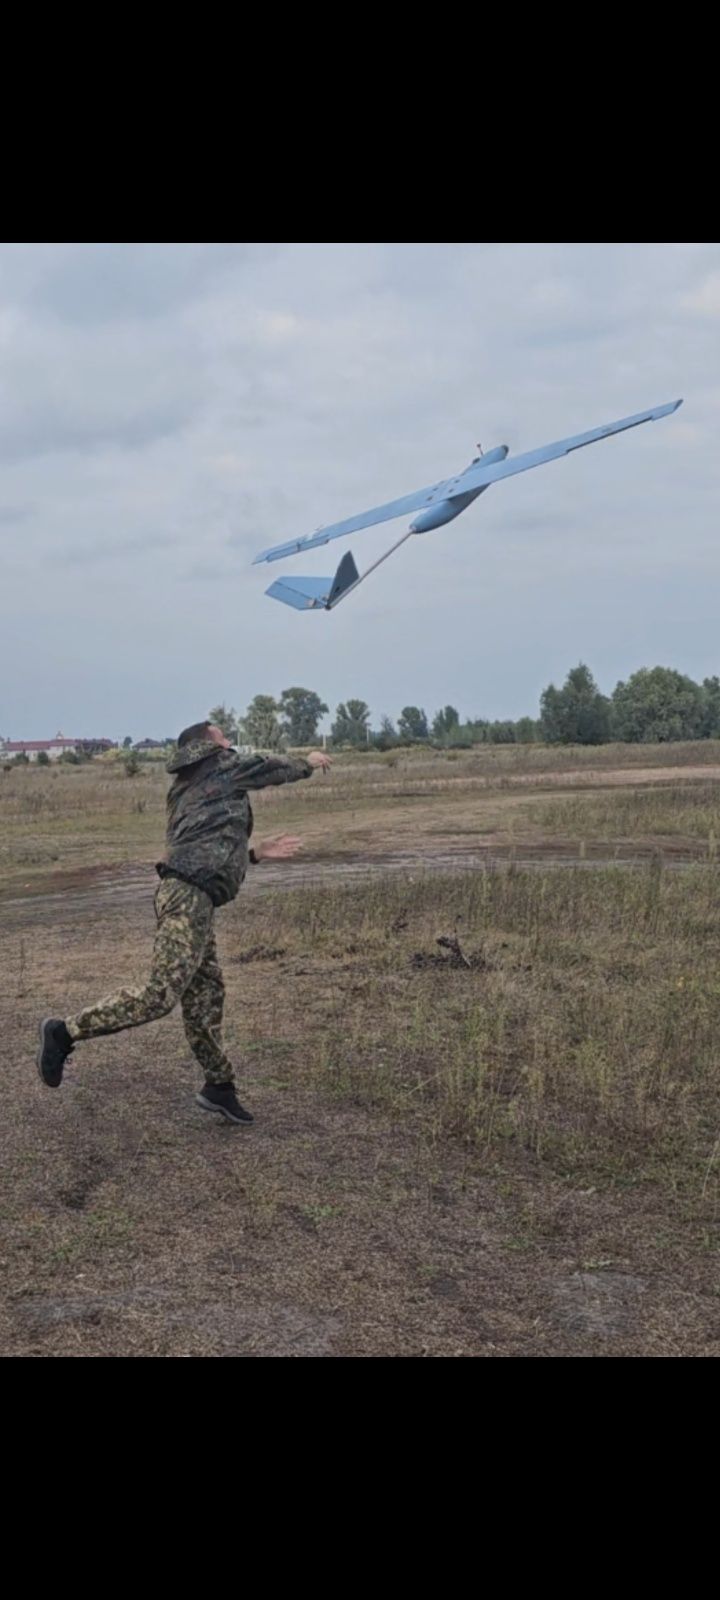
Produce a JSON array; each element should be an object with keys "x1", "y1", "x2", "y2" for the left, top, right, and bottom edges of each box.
[
  {"x1": 4, "y1": 740, "x2": 720, "y2": 895},
  {"x1": 2, "y1": 743, "x2": 719, "y2": 1356}
]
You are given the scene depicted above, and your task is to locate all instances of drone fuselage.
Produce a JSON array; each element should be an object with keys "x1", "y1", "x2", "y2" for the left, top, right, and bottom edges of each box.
[
  {"x1": 410, "y1": 485, "x2": 486, "y2": 534},
  {"x1": 409, "y1": 444, "x2": 509, "y2": 535}
]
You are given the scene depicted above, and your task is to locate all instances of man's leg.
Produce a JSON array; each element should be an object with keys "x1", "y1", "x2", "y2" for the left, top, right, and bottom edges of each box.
[
  {"x1": 183, "y1": 932, "x2": 254, "y2": 1126},
  {"x1": 37, "y1": 879, "x2": 214, "y2": 1086},
  {"x1": 180, "y1": 929, "x2": 234, "y2": 1085}
]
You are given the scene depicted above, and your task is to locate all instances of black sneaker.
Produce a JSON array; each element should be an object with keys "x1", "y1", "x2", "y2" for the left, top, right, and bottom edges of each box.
[
  {"x1": 195, "y1": 1082, "x2": 254, "y2": 1125},
  {"x1": 37, "y1": 1017, "x2": 75, "y2": 1088}
]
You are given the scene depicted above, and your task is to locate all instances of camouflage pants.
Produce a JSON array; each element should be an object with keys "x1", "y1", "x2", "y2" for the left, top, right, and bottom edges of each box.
[{"x1": 65, "y1": 877, "x2": 234, "y2": 1085}]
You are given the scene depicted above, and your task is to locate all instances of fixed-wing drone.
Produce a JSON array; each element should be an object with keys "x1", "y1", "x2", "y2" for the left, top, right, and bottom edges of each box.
[{"x1": 252, "y1": 400, "x2": 683, "y2": 611}]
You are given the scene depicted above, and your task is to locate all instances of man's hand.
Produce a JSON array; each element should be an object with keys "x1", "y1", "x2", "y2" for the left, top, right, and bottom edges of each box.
[
  {"x1": 308, "y1": 751, "x2": 332, "y2": 771},
  {"x1": 254, "y1": 834, "x2": 303, "y2": 862}
]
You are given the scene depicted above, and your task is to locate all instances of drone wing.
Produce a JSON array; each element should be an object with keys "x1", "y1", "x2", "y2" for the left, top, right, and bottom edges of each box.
[
  {"x1": 436, "y1": 400, "x2": 683, "y2": 502},
  {"x1": 253, "y1": 479, "x2": 449, "y2": 566}
]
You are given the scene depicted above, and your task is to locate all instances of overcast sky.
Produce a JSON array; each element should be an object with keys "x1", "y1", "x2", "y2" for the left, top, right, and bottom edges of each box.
[{"x1": 1, "y1": 242, "x2": 718, "y2": 740}]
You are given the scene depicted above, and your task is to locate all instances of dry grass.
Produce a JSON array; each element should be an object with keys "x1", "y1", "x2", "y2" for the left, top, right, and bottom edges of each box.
[
  {"x1": 225, "y1": 864, "x2": 720, "y2": 1190},
  {"x1": 536, "y1": 783, "x2": 720, "y2": 847}
]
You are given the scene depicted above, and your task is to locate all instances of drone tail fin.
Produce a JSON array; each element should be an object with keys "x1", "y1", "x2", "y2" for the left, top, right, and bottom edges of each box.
[{"x1": 265, "y1": 551, "x2": 360, "y2": 611}]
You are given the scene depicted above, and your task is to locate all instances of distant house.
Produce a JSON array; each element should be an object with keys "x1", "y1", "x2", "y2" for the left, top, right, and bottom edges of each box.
[
  {"x1": 0, "y1": 733, "x2": 116, "y2": 762},
  {"x1": 1, "y1": 732, "x2": 79, "y2": 762},
  {"x1": 133, "y1": 738, "x2": 166, "y2": 751}
]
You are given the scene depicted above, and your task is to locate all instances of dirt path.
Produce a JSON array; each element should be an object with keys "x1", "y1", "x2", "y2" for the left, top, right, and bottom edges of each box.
[
  {"x1": 1, "y1": 837, "x2": 712, "y2": 932},
  {"x1": 484, "y1": 764, "x2": 720, "y2": 788}
]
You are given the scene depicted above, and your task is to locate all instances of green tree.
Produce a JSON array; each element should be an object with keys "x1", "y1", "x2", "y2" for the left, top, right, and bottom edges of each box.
[
  {"x1": 208, "y1": 704, "x2": 239, "y2": 741},
  {"x1": 610, "y1": 667, "x2": 705, "y2": 743},
  {"x1": 36, "y1": 750, "x2": 50, "y2": 766},
  {"x1": 432, "y1": 705, "x2": 461, "y2": 742},
  {"x1": 123, "y1": 736, "x2": 133, "y2": 749},
  {"x1": 487, "y1": 720, "x2": 517, "y2": 744},
  {"x1": 332, "y1": 700, "x2": 370, "y2": 746},
  {"x1": 279, "y1": 687, "x2": 328, "y2": 745},
  {"x1": 240, "y1": 695, "x2": 284, "y2": 750},
  {"x1": 397, "y1": 706, "x2": 429, "y2": 741},
  {"x1": 700, "y1": 676, "x2": 720, "y2": 739},
  {"x1": 123, "y1": 751, "x2": 141, "y2": 777},
  {"x1": 540, "y1": 664, "x2": 610, "y2": 745},
  {"x1": 374, "y1": 715, "x2": 397, "y2": 751},
  {"x1": 515, "y1": 717, "x2": 539, "y2": 744}
]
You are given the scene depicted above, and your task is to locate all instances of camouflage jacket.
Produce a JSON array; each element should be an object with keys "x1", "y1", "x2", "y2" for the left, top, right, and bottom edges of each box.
[{"x1": 158, "y1": 740, "x2": 313, "y2": 907}]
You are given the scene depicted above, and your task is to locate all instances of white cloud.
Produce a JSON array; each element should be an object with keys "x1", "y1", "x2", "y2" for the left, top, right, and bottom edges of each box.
[{"x1": 681, "y1": 271, "x2": 720, "y2": 317}]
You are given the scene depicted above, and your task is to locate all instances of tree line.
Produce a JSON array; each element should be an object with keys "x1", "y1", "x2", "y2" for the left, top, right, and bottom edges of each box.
[
  {"x1": 7, "y1": 666, "x2": 719, "y2": 770},
  {"x1": 210, "y1": 666, "x2": 720, "y2": 750}
]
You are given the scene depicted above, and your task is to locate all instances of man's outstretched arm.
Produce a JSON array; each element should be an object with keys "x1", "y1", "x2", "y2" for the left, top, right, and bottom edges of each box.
[{"x1": 232, "y1": 749, "x2": 331, "y2": 789}]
